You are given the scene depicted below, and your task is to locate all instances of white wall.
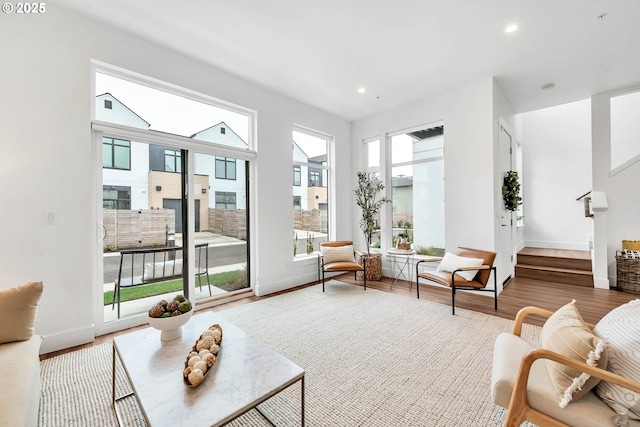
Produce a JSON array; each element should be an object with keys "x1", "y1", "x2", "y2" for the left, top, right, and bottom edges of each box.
[
  {"x1": 493, "y1": 80, "x2": 517, "y2": 286},
  {"x1": 517, "y1": 100, "x2": 593, "y2": 250},
  {"x1": 610, "y1": 90, "x2": 640, "y2": 171},
  {"x1": 592, "y1": 86, "x2": 640, "y2": 285},
  {"x1": 0, "y1": 6, "x2": 351, "y2": 353},
  {"x1": 352, "y1": 78, "x2": 496, "y2": 254}
]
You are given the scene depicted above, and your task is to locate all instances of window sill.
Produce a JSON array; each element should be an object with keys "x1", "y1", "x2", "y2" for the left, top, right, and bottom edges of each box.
[{"x1": 292, "y1": 253, "x2": 319, "y2": 264}]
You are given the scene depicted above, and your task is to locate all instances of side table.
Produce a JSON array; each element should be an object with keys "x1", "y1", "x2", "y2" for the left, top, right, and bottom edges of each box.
[{"x1": 387, "y1": 248, "x2": 416, "y2": 288}]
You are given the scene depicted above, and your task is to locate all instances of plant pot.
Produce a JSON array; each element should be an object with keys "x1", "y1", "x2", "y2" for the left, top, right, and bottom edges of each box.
[{"x1": 357, "y1": 253, "x2": 383, "y2": 281}]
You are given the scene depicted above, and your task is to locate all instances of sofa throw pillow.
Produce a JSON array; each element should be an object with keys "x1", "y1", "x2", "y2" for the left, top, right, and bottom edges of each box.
[
  {"x1": 436, "y1": 252, "x2": 484, "y2": 281},
  {"x1": 321, "y1": 245, "x2": 355, "y2": 264},
  {"x1": 0, "y1": 281, "x2": 44, "y2": 344},
  {"x1": 594, "y1": 299, "x2": 640, "y2": 426},
  {"x1": 540, "y1": 300, "x2": 608, "y2": 408}
]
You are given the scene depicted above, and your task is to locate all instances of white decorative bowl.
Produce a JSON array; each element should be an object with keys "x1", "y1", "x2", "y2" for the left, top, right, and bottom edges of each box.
[{"x1": 147, "y1": 309, "x2": 193, "y2": 341}]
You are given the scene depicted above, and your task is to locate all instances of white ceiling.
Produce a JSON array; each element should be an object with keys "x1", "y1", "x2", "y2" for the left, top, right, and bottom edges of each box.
[{"x1": 58, "y1": 0, "x2": 640, "y2": 121}]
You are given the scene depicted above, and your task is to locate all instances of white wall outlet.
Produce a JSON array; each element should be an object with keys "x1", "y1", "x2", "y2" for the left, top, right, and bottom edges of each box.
[{"x1": 45, "y1": 210, "x2": 57, "y2": 225}]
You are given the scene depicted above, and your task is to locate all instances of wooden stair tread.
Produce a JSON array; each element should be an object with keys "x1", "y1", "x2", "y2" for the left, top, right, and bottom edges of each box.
[
  {"x1": 517, "y1": 247, "x2": 591, "y2": 260},
  {"x1": 515, "y1": 247, "x2": 594, "y2": 287},
  {"x1": 515, "y1": 264, "x2": 593, "y2": 275}
]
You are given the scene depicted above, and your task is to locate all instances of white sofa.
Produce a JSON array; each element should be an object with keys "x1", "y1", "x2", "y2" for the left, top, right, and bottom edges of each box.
[
  {"x1": 0, "y1": 281, "x2": 44, "y2": 427},
  {"x1": 0, "y1": 335, "x2": 43, "y2": 426}
]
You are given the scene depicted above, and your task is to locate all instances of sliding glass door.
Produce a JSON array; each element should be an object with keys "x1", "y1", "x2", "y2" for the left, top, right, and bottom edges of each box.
[{"x1": 94, "y1": 64, "x2": 255, "y2": 328}]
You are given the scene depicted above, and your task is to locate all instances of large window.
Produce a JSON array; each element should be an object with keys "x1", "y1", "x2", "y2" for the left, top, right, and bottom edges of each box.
[
  {"x1": 102, "y1": 137, "x2": 130, "y2": 170},
  {"x1": 292, "y1": 127, "x2": 332, "y2": 256},
  {"x1": 390, "y1": 124, "x2": 444, "y2": 253},
  {"x1": 365, "y1": 138, "x2": 380, "y2": 173},
  {"x1": 611, "y1": 90, "x2": 640, "y2": 173},
  {"x1": 94, "y1": 66, "x2": 254, "y2": 328}
]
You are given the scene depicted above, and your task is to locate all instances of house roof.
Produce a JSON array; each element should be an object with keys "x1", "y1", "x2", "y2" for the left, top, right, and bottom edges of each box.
[
  {"x1": 392, "y1": 176, "x2": 413, "y2": 187},
  {"x1": 96, "y1": 93, "x2": 151, "y2": 127},
  {"x1": 190, "y1": 121, "x2": 248, "y2": 146}
]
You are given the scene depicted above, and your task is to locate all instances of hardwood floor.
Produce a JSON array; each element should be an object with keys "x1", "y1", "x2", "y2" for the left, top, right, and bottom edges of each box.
[
  {"x1": 41, "y1": 274, "x2": 638, "y2": 360},
  {"x1": 337, "y1": 274, "x2": 637, "y2": 327}
]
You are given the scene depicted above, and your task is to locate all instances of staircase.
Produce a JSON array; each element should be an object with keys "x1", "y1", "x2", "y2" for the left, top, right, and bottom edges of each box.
[{"x1": 515, "y1": 247, "x2": 593, "y2": 287}]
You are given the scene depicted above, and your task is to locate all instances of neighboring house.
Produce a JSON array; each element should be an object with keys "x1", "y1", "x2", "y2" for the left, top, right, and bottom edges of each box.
[
  {"x1": 191, "y1": 122, "x2": 248, "y2": 213},
  {"x1": 391, "y1": 176, "x2": 413, "y2": 215},
  {"x1": 97, "y1": 93, "x2": 151, "y2": 211},
  {"x1": 292, "y1": 141, "x2": 327, "y2": 211},
  {"x1": 96, "y1": 94, "x2": 248, "y2": 233}
]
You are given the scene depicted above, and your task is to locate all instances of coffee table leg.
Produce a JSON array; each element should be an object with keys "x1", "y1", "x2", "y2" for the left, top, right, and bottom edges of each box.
[
  {"x1": 301, "y1": 375, "x2": 305, "y2": 427},
  {"x1": 112, "y1": 342, "x2": 135, "y2": 427}
]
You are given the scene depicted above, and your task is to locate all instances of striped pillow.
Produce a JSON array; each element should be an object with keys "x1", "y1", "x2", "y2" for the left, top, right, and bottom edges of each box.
[
  {"x1": 541, "y1": 300, "x2": 608, "y2": 408},
  {"x1": 594, "y1": 299, "x2": 640, "y2": 426}
]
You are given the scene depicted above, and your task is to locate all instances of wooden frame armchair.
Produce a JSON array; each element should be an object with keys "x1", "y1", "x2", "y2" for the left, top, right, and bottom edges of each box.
[
  {"x1": 318, "y1": 241, "x2": 366, "y2": 292},
  {"x1": 492, "y1": 306, "x2": 640, "y2": 427},
  {"x1": 415, "y1": 247, "x2": 497, "y2": 315}
]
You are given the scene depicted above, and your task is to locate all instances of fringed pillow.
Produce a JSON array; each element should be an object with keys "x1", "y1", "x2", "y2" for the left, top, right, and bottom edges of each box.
[{"x1": 541, "y1": 300, "x2": 608, "y2": 408}]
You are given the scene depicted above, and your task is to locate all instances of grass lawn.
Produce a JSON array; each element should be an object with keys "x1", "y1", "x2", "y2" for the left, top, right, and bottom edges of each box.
[{"x1": 104, "y1": 270, "x2": 244, "y2": 305}]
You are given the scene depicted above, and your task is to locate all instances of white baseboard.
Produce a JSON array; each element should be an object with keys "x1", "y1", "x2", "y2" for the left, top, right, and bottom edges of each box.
[
  {"x1": 256, "y1": 271, "x2": 319, "y2": 296},
  {"x1": 524, "y1": 240, "x2": 590, "y2": 251},
  {"x1": 596, "y1": 276, "x2": 611, "y2": 289},
  {"x1": 39, "y1": 325, "x2": 95, "y2": 355}
]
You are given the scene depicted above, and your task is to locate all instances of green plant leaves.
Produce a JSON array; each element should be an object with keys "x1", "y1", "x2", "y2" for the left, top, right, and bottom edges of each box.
[{"x1": 502, "y1": 170, "x2": 522, "y2": 212}]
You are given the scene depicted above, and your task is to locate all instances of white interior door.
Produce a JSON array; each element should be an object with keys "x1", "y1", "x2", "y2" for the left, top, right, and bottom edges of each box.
[{"x1": 498, "y1": 124, "x2": 515, "y2": 285}]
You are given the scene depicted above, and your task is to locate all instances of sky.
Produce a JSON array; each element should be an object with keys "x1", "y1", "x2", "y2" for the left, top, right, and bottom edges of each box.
[{"x1": 96, "y1": 73, "x2": 250, "y2": 142}]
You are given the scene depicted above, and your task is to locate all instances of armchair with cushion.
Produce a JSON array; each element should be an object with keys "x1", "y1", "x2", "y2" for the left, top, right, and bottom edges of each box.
[
  {"x1": 492, "y1": 300, "x2": 640, "y2": 427},
  {"x1": 318, "y1": 241, "x2": 366, "y2": 291},
  {"x1": 415, "y1": 247, "x2": 497, "y2": 315}
]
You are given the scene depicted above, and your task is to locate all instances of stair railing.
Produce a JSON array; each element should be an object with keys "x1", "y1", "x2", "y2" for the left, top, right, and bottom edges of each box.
[{"x1": 576, "y1": 190, "x2": 593, "y2": 218}]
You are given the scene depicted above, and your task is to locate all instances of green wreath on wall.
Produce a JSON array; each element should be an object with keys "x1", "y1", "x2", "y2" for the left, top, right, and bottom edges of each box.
[{"x1": 502, "y1": 171, "x2": 522, "y2": 212}]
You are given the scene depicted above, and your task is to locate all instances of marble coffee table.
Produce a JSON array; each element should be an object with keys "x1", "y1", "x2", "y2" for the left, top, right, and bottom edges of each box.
[{"x1": 112, "y1": 312, "x2": 305, "y2": 426}]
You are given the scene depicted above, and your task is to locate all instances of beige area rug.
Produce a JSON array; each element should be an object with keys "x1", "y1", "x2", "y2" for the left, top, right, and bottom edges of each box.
[{"x1": 39, "y1": 281, "x2": 541, "y2": 426}]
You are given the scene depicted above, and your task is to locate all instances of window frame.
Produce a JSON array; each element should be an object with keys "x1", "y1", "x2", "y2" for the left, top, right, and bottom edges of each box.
[
  {"x1": 215, "y1": 156, "x2": 237, "y2": 180},
  {"x1": 102, "y1": 136, "x2": 131, "y2": 170},
  {"x1": 292, "y1": 124, "x2": 335, "y2": 252},
  {"x1": 215, "y1": 191, "x2": 237, "y2": 210},
  {"x1": 293, "y1": 165, "x2": 301, "y2": 186},
  {"x1": 91, "y1": 60, "x2": 257, "y2": 333}
]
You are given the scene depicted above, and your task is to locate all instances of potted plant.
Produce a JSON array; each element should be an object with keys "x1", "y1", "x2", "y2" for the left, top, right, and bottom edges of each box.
[
  {"x1": 354, "y1": 171, "x2": 391, "y2": 280},
  {"x1": 502, "y1": 170, "x2": 522, "y2": 212},
  {"x1": 395, "y1": 220, "x2": 412, "y2": 249}
]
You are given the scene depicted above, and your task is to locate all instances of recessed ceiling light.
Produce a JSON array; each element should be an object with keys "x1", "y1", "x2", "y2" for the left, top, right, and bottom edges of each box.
[
  {"x1": 505, "y1": 23, "x2": 519, "y2": 33},
  {"x1": 357, "y1": 87, "x2": 366, "y2": 94}
]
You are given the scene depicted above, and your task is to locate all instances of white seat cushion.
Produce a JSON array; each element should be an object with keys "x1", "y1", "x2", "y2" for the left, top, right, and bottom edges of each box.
[{"x1": 0, "y1": 335, "x2": 42, "y2": 427}]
